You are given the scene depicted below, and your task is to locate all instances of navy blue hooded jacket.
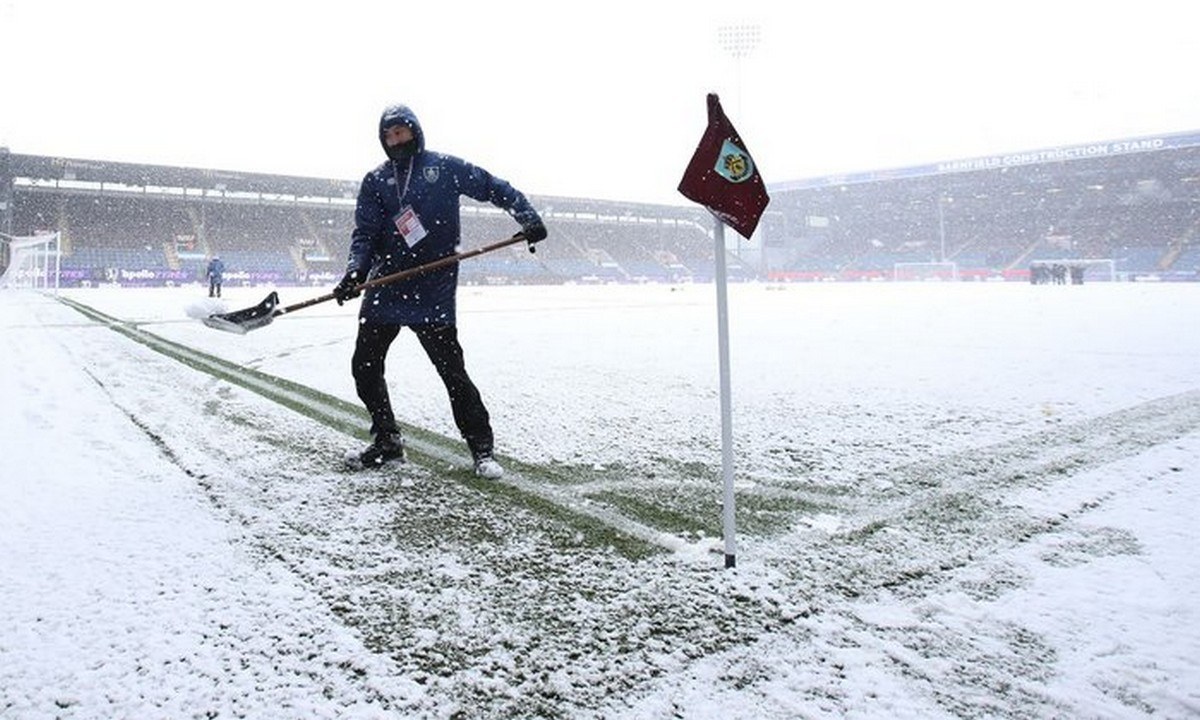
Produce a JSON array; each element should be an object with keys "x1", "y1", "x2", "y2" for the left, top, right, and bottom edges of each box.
[
  {"x1": 206, "y1": 256, "x2": 224, "y2": 280},
  {"x1": 346, "y1": 104, "x2": 542, "y2": 325}
]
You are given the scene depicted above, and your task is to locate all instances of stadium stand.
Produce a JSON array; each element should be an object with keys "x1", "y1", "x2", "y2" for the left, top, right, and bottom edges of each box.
[
  {"x1": 2, "y1": 131, "x2": 1198, "y2": 286},
  {"x1": 767, "y1": 130, "x2": 1200, "y2": 282}
]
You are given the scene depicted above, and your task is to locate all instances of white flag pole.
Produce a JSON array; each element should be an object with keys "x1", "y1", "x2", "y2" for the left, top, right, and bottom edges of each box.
[{"x1": 712, "y1": 218, "x2": 737, "y2": 569}]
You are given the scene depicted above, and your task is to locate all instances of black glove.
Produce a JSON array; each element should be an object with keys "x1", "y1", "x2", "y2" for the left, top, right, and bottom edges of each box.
[
  {"x1": 334, "y1": 270, "x2": 363, "y2": 305},
  {"x1": 521, "y1": 222, "x2": 547, "y2": 252}
]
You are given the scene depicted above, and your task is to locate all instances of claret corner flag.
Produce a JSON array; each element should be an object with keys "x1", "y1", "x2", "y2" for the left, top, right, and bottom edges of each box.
[
  {"x1": 677, "y1": 93, "x2": 770, "y2": 569},
  {"x1": 677, "y1": 93, "x2": 770, "y2": 239}
]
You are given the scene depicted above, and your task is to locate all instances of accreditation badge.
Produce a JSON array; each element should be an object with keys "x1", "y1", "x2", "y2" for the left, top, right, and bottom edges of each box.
[{"x1": 393, "y1": 206, "x2": 428, "y2": 247}]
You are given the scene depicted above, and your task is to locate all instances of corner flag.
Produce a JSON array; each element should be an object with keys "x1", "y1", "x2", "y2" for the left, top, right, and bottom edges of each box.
[
  {"x1": 677, "y1": 93, "x2": 770, "y2": 569},
  {"x1": 677, "y1": 93, "x2": 770, "y2": 240}
]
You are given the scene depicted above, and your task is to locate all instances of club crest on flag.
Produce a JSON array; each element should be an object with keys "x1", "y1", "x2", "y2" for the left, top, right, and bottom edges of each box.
[
  {"x1": 677, "y1": 93, "x2": 770, "y2": 240},
  {"x1": 716, "y1": 139, "x2": 754, "y2": 183}
]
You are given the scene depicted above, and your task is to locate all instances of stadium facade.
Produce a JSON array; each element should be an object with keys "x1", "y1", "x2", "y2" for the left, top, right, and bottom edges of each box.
[{"x1": 2, "y1": 129, "x2": 1198, "y2": 287}]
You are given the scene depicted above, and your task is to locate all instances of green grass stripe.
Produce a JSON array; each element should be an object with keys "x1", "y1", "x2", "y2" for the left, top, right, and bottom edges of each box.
[{"x1": 57, "y1": 295, "x2": 685, "y2": 558}]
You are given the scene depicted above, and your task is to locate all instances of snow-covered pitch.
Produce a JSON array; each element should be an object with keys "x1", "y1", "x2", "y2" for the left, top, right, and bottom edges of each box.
[{"x1": 2, "y1": 281, "x2": 1197, "y2": 718}]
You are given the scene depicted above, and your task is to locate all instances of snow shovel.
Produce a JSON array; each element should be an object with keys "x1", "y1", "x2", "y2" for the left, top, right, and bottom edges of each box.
[{"x1": 202, "y1": 233, "x2": 530, "y2": 334}]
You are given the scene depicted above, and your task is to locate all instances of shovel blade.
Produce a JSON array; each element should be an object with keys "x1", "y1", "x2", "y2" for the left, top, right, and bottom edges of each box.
[{"x1": 203, "y1": 291, "x2": 280, "y2": 334}]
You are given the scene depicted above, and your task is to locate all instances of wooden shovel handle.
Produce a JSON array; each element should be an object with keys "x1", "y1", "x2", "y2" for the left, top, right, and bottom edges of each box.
[{"x1": 280, "y1": 233, "x2": 529, "y2": 315}]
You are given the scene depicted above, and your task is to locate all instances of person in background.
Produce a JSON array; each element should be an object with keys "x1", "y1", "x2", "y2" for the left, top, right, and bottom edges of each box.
[
  {"x1": 334, "y1": 103, "x2": 547, "y2": 478},
  {"x1": 206, "y1": 255, "x2": 225, "y2": 298}
]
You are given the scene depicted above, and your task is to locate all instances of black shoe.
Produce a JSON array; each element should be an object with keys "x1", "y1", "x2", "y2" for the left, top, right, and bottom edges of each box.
[{"x1": 358, "y1": 432, "x2": 405, "y2": 468}]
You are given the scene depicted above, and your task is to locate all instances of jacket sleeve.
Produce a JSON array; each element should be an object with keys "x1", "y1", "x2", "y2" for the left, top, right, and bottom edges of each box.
[
  {"x1": 347, "y1": 172, "x2": 387, "y2": 275},
  {"x1": 454, "y1": 159, "x2": 542, "y2": 228}
]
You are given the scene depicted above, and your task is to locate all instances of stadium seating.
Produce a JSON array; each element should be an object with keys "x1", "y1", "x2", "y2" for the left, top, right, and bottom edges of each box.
[{"x1": 5, "y1": 136, "x2": 1199, "y2": 285}]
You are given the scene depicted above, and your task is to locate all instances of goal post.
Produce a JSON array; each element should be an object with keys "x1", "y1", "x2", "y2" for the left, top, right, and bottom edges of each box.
[
  {"x1": 893, "y1": 261, "x2": 959, "y2": 282},
  {"x1": 0, "y1": 232, "x2": 62, "y2": 291}
]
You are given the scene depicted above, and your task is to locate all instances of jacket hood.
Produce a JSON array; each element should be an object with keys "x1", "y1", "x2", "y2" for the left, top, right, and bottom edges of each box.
[{"x1": 378, "y1": 104, "x2": 425, "y2": 160}]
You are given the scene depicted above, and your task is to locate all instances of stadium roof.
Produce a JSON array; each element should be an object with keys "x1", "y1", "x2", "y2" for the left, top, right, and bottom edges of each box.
[
  {"x1": 2, "y1": 149, "x2": 360, "y2": 199},
  {"x1": 0, "y1": 147, "x2": 708, "y2": 222}
]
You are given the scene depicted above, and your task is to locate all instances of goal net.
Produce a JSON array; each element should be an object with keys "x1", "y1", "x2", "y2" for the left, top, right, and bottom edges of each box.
[
  {"x1": 0, "y1": 232, "x2": 61, "y2": 291},
  {"x1": 893, "y1": 261, "x2": 959, "y2": 282}
]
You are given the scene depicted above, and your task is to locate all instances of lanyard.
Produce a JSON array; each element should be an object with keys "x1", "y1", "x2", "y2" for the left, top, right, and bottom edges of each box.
[{"x1": 391, "y1": 157, "x2": 415, "y2": 206}]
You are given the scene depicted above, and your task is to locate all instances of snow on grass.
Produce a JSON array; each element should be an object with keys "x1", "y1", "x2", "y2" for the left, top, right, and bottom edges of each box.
[{"x1": 2, "y1": 281, "x2": 1198, "y2": 717}]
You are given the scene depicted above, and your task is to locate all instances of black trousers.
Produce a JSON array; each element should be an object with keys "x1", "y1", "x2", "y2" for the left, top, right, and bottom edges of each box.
[{"x1": 351, "y1": 323, "x2": 493, "y2": 456}]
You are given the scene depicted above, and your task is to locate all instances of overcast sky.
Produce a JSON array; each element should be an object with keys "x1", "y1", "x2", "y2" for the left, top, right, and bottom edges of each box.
[{"x1": 2, "y1": 0, "x2": 1196, "y2": 205}]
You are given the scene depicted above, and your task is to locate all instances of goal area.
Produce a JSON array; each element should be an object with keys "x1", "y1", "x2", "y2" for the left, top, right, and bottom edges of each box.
[
  {"x1": 0, "y1": 232, "x2": 61, "y2": 291},
  {"x1": 893, "y1": 261, "x2": 959, "y2": 282}
]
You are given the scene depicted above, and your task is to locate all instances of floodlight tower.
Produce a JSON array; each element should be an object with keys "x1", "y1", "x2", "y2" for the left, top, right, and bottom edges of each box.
[
  {"x1": 717, "y1": 24, "x2": 761, "y2": 264},
  {"x1": 717, "y1": 24, "x2": 760, "y2": 118}
]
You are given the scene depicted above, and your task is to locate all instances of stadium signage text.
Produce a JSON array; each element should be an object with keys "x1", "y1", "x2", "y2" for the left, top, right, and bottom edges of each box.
[
  {"x1": 771, "y1": 130, "x2": 1199, "y2": 192},
  {"x1": 937, "y1": 138, "x2": 1166, "y2": 173}
]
